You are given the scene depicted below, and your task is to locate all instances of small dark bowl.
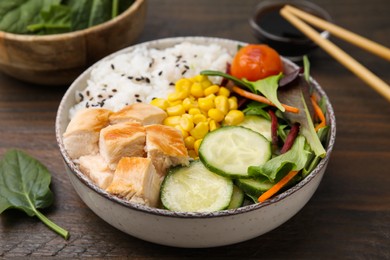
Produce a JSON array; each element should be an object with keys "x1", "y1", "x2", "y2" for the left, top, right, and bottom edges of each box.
[{"x1": 250, "y1": 0, "x2": 332, "y2": 61}]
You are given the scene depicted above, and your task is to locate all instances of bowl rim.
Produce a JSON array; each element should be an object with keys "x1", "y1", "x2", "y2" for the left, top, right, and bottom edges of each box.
[
  {"x1": 249, "y1": 0, "x2": 332, "y2": 44},
  {"x1": 55, "y1": 36, "x2": 336, "y2": 219},
  {"x1": 0, "y1": 0, "x2": 145, "y2": 41}
]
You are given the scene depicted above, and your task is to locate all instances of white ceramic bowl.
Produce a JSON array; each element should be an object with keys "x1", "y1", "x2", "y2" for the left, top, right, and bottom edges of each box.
[{"x1": 55, "y1": 37, "x2": 336, "y2": 248}]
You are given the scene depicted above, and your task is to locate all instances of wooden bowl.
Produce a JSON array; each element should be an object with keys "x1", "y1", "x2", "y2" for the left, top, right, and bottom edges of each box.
[{"x1": 0, "y1": 0, "x2": 147, "y2": 86}]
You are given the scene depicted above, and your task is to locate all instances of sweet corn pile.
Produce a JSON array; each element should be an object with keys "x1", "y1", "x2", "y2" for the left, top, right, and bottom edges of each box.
[{"x1": 150, "y1": 75, "x2": 245, "y2": 158}]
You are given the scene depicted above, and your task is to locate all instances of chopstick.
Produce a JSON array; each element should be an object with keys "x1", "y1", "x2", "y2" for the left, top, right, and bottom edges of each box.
[
  {"x1": 282, "y1": 5, "x2": 390, "y2": 61},
  {"x1": 280, "y1": 5, "x2": 390, "y2": 102}
]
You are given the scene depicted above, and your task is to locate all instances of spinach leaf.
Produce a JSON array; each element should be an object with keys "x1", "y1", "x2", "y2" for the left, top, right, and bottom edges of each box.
[
  {"x1": 242, "y1": 101, "x2": 270, "y2": 120},
  {"x1": 27, "y1": 4, "x2": 72, "y2": 34},
  {"x1": 65, "y1": 0, "x2": 112, "y2": 30},
  {"x1": 248, "y1": 135, "x2": 311, "y2": 182},
  {"x1": 0, "y1": 149, "x2": 69, "y2": 239},
  {"x1": 0, "y1": 0, "x2": 60, "y2": 34}
]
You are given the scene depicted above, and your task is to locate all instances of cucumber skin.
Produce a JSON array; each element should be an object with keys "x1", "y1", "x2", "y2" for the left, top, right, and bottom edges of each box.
[
  {"x1": 199, "y1": 126, "x2": 272, "y2": 179},
  {"x1": 227, "y1": 185, "x2": 245, "y2": 209},
  {"x1": 236, "y1": 178, "x2": 274, "y2": 198}
]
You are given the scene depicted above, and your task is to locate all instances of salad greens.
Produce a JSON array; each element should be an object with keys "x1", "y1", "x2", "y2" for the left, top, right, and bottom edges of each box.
[
  {"x1": 0, "y1": 149, "x2": 69, "y2": 239},
  {"x1": 0, "y1": 0, "x2": 134, "y2": 35},
  {"x1": 199, "y1": 59, "x2": 329, "y2": 204}
]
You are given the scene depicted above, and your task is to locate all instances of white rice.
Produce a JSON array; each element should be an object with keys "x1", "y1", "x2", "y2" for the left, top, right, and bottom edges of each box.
[{"x1": 69, "y1": 42, "x2": 233, "y2": 119}]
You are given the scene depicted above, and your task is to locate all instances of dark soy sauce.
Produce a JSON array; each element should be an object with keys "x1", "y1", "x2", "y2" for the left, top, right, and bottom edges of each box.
[{"x1": 250, "y1": 2, "x2": 331, "y2": 59}]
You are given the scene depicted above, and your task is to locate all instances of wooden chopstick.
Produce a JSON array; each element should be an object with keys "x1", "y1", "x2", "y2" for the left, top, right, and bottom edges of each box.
[
  {"x1": 280, "y1": 5, "x2": 390, "y2": 102},
  {"x1": 282, "y1": 5, "x2": 390, "y2": 61}
]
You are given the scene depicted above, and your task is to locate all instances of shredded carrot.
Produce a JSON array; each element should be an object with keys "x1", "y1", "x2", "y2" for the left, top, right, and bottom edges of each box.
[
  {"x1": 310, "y1": 95, "x2": 326, "y2": 131},
  {"x1": 232, "y1": 86, "x2": 300, "y2": 113},
  {"x1": 258, "y1": 170, "x2": 300, "y2": 203}
]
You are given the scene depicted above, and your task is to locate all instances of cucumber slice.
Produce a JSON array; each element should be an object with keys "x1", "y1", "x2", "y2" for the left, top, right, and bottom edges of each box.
[
  {"x1": 160, "y1": 161, "x2": 233, "y2": 212},
  {"x1": 236, "y1": 178, "x2": 273, "y2": 199},
  {"x1": 199, "y1": 126, "x2": 271, "y2": 178},
  {"x1": 238, "y1": 115, "x2": 272, "y2": 141},
  {"x1": 227, "y1": 185, "x2": 244, "y2": 209}
]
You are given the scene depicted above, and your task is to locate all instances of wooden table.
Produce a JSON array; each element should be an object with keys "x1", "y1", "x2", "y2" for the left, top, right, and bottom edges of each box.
[{"x1": 1, "y1": 0, "x2": 389, "y2": 258}]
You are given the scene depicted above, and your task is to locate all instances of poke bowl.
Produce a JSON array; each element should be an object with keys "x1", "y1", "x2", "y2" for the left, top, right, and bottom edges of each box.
[{"x1": 55, "y1": 36, "x2": 336, "y2": 248}]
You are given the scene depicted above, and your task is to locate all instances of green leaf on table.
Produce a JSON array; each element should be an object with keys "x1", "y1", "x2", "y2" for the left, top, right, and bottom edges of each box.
[
  {"x1": 248, "y1": 135, "x2": 311, "y2": 182},
  {"x1": 0, "y1": 149, "x2": 69, "y2": 239},
  {"x1": 243, "y1": 73, "x2": 285, "y2": 112}
]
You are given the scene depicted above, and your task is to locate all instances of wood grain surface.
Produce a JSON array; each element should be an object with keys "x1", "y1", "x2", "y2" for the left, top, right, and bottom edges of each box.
[{"x1": 1, "y1": 0, "x2": 389, "y2": 258}]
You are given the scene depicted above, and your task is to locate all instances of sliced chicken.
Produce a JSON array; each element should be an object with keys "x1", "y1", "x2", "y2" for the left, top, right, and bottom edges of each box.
[
  {"x1": 109, "y1": 103, "x2": 167, "y2": 125},
  {"x1": 78, "y1": 154, "x2": 114, "y2": 189},
  {"x1": 106, "y1": 157, "x2": 162, "y2": 207},
  {"x1": 99, "y1": 122, "x2": 146, "y2": 170},
  {"x1": 144, "y1": 124, "x2": 189, "y2": 177},
  {"x1": 63, "y1": 108, "x2": 112, "y2": 159}
]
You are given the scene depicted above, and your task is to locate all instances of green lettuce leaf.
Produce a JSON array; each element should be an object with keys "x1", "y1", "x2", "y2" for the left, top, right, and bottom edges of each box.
[
  {"x1": 243, "y1": 73, "x2": 285, "y2": 112},
  {"x1": 248, "y1": 135, "x2": 311, "y2": 182}
]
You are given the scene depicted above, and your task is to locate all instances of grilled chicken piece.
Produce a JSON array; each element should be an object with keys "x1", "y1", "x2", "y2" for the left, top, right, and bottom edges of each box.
[
  {"x1": 63, "y1": 108, "x2": 112, "y2": 159},
  {"x1": 78, "y1": 154, "x2": 114, "y2": 189},
  {"x1": 106, "y1": 157, "x2": 161, "y2": 207},
  {"x1": 144, "y1": 124, "x2": 189, "y2": 177},
  {"x1": 99, "y1": 122, "x2": 146, "y2": 170},
  {"x1": 109, "y1": 103, "x2": 167, "y2": 125}
]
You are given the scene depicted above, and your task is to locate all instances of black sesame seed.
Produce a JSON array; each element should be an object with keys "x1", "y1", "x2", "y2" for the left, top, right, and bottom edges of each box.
[
  {"x1": 121, "y1": 74, "x2": 125, "y2": 77},
  {"x1": 169, "y1": 82, "x2": 174, "y2": 86},
  {"x1": 134, "y1": 94, "x2": 140, "y2": 97},
  {"x1": 128, "y1": 76, "x2": 133, "y2": 80},
  {"x1": 184, "y1": 65, "x2": 190, "y2": 70},
  {"x1": 145, "y1": 77, "x2": 150, "y2": 83},
  {"x1": 78, "y1": 93, "x2": 84, "y2": 102},
  {"x1": 108, "y1": 95, "x2": 113, "y2": 98},
  {"x1": 135, "y1": 78, "x2": 142, "y2": 81},
  {"x1": 162, "y1": 56, "x2": 166, "y2": 60},
  {"x1": 181, "y1": 70, "x2": 187, "y2": 75},
  {"x1": 86, "y1": 90, "x2": 90, "y2": 96},
  {"x1": 152, "y1": 97, "x2": 157, "y2": 100},
  {"x1": 111, "y1": 64, "x2": 115, "y2": 70},
  {"x1": 98, "y1": 94, "x2": 103, "y2": 98},
  {"x1": 89, "y1": 97, "x2": 94, "y2": 101},
  {"x1": 136, "y1": 99, "x2": 142, "y2": 102},
  {"x1": 86, "y1": 102, "x2": 90, "y2": 108},
  {"x1": 158, "y1": 71, "x2": 163, "y2": 76},
  {"x1": 112, "y1": 89, "x2": 117, "y2": 92}
]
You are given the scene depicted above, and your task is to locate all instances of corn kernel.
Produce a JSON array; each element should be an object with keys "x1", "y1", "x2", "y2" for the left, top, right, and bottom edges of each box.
[
  {"x1": 193, "y1": 114, "x2": 207, "y2": 124},
  {"x1": 201, "y1": 80, "x2": 212, "y2": 89},
  {"x1": 194, "y1": 138, "x2": 203, "y2": 155},
  {"x1": 163, "y1": 116, "x2": 181, "y2": 126},
  {"x1": 188, "y1": 107, "x2": 201, "y2": 115},
  {"x1": 182, "y1": 97, "x2": 198, "y2": 111},
  {"x1": 214, "y1": 95, "x2": 229, "y2": 114},
  {"x1": 150, "y1": 98, "x2": 169, "y2": 110},
  {"x1": 218, "y1": 86, "x2": 230, "y2": 97},
  {"x1": 198, "y1": 97, "x2": 214, "y2": 111},
  {"x1": 190, "y1": 82, "x2": 204, "y2": 97},
  {"x1": 180, "y1": 115, "x2": 194, "y2": 132},
  {"x1": 208, "y1": 108, "x2": 225, "y2": 122},
  {"x1": 193, "y1": 75, "x2": 208, "y2": 82},
  {"x1": 190, "y1": 122, "x2": 209, "y2": 139},
  {"x1": 167, "y1": 91, "x2": 188, "y2": 102},
  {"x1": 223, "y1": 110, "x2": 245, "y2": 125},
  {"x1": 228, "y1": 96, "x2": 238, "y2": 110},
  {"x1": 166, "y1": 104, "x2": 185, "y2": 116},
  {"x1": 209, "y1": 119, "x2": 220, "y2": 131},
  {"x1": 188, "y1": 149, "x2": 198, "y2": 159},
  {"x1": 175, "y1": 125, "x2": 189, "y2": 138},
  {"x1": 204, "y1": 85, "x2": 220, "y2": 96},
  {"x1": 184, "y1": 136, "x2": 195, "y2": 149},
  {"x1": 168, "y1": 100, "x2": 182, "y2": 107},
  {"x1": 175, "y1": 78, "x2": 192, "y2": 92}
]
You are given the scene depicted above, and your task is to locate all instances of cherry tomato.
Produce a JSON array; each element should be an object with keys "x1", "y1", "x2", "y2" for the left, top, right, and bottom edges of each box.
[{"x1": 230, "y1": 44, "x2": 283, "y2": 81}]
